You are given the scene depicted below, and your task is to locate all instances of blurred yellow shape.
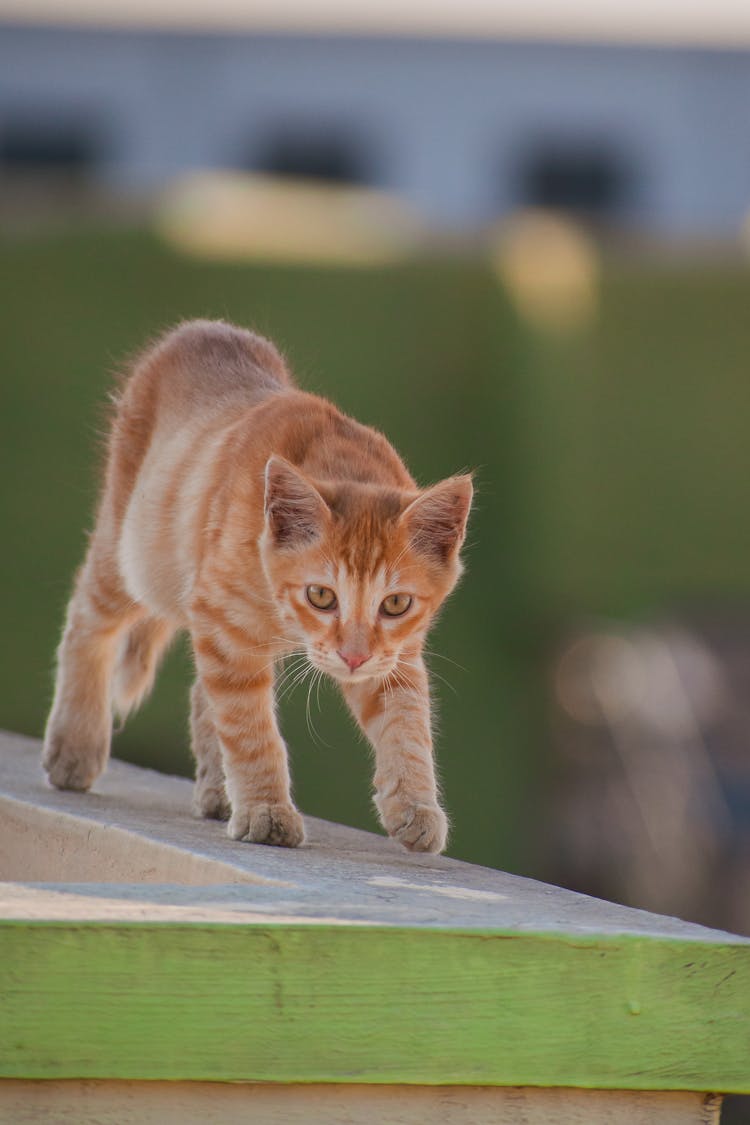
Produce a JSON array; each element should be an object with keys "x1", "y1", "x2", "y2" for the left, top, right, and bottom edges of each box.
[
  {"x1": 490, "y1": 209, "x2": 599, "y2": 334},
  {"x1": 555, "y1": 632, "x2": 644, "y2": 726},
  {"x1": 155, "y1": 171, "x2": 425, "y2": 266}
]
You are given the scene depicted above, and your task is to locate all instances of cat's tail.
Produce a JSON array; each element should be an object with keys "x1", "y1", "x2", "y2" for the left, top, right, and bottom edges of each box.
[{"x1": 111, "y1": 615, "x2": 175, "y2": 722}]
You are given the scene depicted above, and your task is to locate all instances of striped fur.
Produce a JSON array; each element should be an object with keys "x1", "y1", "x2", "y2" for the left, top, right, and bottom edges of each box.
[{"x1": 43, "y1": 320, "x2": 472, "y2": 852}]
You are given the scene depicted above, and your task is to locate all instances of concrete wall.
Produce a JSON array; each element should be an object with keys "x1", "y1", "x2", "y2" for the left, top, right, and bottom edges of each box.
[{"x1": 1, "y1": 22, "x2": 750, "y2": 234}]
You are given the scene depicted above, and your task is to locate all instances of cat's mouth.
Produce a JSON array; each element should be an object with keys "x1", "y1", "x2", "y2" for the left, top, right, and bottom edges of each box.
[{"x1": 308, "y1": 652, "x2": 395, "y2": 685}]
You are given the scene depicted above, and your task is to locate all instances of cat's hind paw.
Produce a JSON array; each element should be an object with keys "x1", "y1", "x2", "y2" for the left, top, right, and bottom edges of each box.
[
  {"x1": 42, "y1": 727, "x2": 108, "y2": 792},
  {"x1": 228, "y1": 802, "x2": 305, "y2": 848},
  {"x1": 192, "y1": 778, "x2": 231, "y2": 821},
  {"x1": 386, "y1": 802, "x2": 448, "y2": 854}
]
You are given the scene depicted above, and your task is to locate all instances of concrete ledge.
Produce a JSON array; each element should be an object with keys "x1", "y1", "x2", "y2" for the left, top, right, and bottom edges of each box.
[
  {"x1": 0, "y1": 729, "x2": 744, "y2": 935},
  {"x1": 1, "y1": 729, "x2": 748, "y2": 1107}
]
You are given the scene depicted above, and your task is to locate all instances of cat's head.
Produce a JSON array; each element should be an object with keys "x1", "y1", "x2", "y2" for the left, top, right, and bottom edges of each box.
[{"x1": 259, "y1": 455, "x2": 473, "y2": 683}]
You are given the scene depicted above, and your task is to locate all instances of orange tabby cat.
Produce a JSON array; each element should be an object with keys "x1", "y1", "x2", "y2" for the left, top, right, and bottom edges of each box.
[{"x1": 43, "y1": 320, "x2": 472, "y2": 852}]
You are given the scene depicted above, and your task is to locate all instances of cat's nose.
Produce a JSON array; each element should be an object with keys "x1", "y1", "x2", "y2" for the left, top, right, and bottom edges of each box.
[{"x1": 338, "y1": 649, "x2": 371, "y2": 673}]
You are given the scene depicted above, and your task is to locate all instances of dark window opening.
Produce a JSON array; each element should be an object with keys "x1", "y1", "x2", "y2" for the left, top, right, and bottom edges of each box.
[
  {"x1": 249, "y1": 127, "x2": 370, "y2": 186},
  {"x1": 0, "y1": 118, "x2": 100, "y2": 177},
  {"x1": 515, "y1": 140, "x2": 631, "y2": 220}
]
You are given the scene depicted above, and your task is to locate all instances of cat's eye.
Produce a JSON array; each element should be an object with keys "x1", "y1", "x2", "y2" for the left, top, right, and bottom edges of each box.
[
  {"x1": 306, "y1": 585, "x2": 337, "y2": 611},
  {"x1": 380, "y1": 593, "x2": 413, "y2": 617}
]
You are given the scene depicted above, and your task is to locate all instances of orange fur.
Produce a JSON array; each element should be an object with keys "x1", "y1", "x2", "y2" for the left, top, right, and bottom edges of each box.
[{"x1": 43, "y1": 320, "x2": 472, "y2": 852}]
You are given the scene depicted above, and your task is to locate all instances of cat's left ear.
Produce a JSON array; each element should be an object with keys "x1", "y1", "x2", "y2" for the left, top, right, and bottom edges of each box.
[
  {"x1": 264, "y1": 456, "x2": 330, "y2": 548},
  {"x1": 401, "y1": 474, "x2": 473, "y2": 562}
]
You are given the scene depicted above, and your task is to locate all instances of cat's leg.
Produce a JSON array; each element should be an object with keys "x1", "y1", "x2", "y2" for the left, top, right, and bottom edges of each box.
[
  {"x1": 190, "y1": 677, "x2": 230, "y2": 821},
  {"x1": 112, "y1": 614, "x2": 175, "y2": 722},
  {"x1": 191, "y1": 614, "x2": 304, "y2": 847},
  {"x1": 43, "y1": 546, "x2": 143, "y2": 791},
  {"x1": 342, "y1": 653, "x2": 448, "y2": 853}
]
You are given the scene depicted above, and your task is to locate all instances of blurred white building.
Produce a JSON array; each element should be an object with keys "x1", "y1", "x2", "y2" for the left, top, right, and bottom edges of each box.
[{"x1": 1, "y1": 1, "x2": 750, "y2": 236}]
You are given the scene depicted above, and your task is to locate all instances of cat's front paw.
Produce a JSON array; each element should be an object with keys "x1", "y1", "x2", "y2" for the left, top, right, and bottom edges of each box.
[
  {"x1": 228, "y1": 802, "x2": 305, "y2": 848},
  {"x1": 383, "y1": 802, "x2": 449, "y2": 854}
]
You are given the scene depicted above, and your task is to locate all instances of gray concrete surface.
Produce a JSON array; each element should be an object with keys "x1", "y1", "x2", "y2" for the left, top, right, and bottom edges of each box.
[{"x1": 1, "y1": 729, "x2": 748, "y2": 939}]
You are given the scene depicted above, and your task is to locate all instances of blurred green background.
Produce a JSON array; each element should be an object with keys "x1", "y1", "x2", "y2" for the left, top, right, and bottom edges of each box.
[{"x1": 3, "y1": 223, "x2": 750, "y2": 879}]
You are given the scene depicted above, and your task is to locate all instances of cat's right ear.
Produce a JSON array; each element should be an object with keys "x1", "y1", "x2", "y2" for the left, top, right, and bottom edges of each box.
[{"x1": 264, "y1": 456, "x2": 329, "y2": 548}]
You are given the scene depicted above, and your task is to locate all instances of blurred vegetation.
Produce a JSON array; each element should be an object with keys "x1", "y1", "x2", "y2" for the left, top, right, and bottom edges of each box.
[{"x1": 3, "y1": 224, "x2": 750, "y2": 877}]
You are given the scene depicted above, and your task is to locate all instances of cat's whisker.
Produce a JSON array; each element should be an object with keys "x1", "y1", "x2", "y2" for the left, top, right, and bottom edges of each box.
[
  {"x1": 226, "y1": 652, "x2": 293, "y2": 687},
  {"x1": 275, "y1": 658, "x2": 315, "y2": 705},
  {"x1": 379, "y1": 670, "x2": 400, "y2": 715},
  {"x1": 274, "y1": 654, "x2": 309, "y2": 687},
  {"x1": 386, "y1": 541, "x2": 412, "y2": 577},
  {"x1": 385, "y1": 675, "x2": 400, "y2": 714},
  {"x1": 247, "y1": 636, "x2": 303, "y2": 655},
  {"x1": 252, "y1": 658, "x2": 283, "y2": 682},
  {"x1": 304, "y1": 675, "x2": 315, "y2": 743},
  {"x1": 401, "y1": 656, "x2": 457, "y2": 697},
  {"x1": 274, "y1": 650, "x2": 308, "y2": 669},
  {"x1": 274, "y1": 658, "x2": 308, "y2": 685},
  {"x1": 391, "y1": 666, "x2": 418, "y2": 695},
  {"x1": 273, "y1": 657, "x2": 310, "y2": 699},
  {"x1": 304, "y1": 670, "x2": 331, "y2": 749},
  {"x1": 427, "y1": 669, "x2": 457, "y2": 696},
  {"x1": 275, "y1": 649, "x2": 308, "y2": 666},
  {"x1": 422, "y1": 647, "x2": 467, "y2": 674}
]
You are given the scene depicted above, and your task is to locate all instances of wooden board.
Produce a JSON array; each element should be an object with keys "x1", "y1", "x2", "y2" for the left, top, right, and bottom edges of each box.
[
  {"x1": 0, "y1": 1080, "x2": 723, "y2": 1125},
  {"x1": 2, "y1": 920, "x2": 749, "y2": 1092}
]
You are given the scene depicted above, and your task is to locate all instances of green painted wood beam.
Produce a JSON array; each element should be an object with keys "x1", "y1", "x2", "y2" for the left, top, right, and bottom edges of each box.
[{"x1": 3, "y1": 921, "x2": 749, "y2": 1092}]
